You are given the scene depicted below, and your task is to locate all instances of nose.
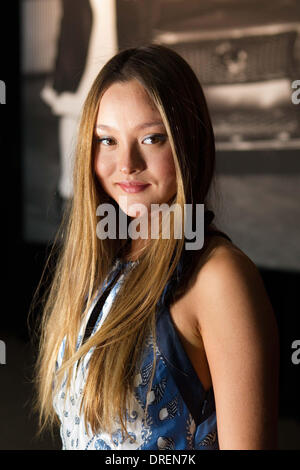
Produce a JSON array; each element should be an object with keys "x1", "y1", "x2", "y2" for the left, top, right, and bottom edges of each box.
[{"x1": 118, "y1": 142, "x2": 146, "y2": 175}]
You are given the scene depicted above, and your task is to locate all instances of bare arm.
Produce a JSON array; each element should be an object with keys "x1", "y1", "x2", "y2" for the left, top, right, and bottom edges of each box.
[{"x1": 192, "y1": 248, "x2": 279, "y2": 449}]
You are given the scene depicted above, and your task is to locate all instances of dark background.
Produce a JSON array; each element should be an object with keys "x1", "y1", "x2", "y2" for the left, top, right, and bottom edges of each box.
[{"x1": 0, "y1": 0, "x2": 299, "y2": 450}]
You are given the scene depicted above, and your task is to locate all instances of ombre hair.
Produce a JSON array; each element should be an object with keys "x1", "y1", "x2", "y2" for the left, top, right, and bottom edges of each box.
[{"x1": 34, "y1": 44, "x2": 219, "y2": 439}]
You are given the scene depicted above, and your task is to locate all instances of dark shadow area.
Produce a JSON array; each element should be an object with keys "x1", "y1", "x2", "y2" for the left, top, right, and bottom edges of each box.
[{"x1": 0, "y1": 242, "x2": 61, "y2": 450}]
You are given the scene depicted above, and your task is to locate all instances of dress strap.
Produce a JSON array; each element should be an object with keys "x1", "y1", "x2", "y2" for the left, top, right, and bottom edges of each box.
[
  {"x1": 82, "y1": 257, "x2": 140, "y2": 345},
  {"x1": 156, "y1": 304, "x2": 216, "y2": 425},
  {"x1": 81, "y1": 263, "x2": 122, "y2": 345}
]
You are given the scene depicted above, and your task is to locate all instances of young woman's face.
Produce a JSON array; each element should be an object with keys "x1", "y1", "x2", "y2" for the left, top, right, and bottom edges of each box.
[{"x1": 94, "y1": 79, "x2": 177, "y2": 218}]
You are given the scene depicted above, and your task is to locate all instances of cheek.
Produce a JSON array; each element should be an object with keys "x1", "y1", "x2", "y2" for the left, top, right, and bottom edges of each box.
[
  {"x1": 154, "y1": 151, "x2": 177, "y2": 186},
  {"x1": 94, "y1": 153, "x2": 114, "y2": 181}
]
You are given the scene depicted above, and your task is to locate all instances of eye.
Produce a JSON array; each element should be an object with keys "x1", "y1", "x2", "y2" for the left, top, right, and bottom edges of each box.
[
  {"x1": 142, "y1": 134, "x2": 167, "y2": 145},
  {"x1": 95, "y1": 136, "x2": 116, "y2": 146}
]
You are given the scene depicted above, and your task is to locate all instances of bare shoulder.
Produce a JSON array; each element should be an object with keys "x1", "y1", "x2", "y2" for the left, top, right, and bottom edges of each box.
[
  {"x1": 188, "y1": 236, "x2": 280, "y2": 449},
  {"x1": 200, "y1": 233, "x2": 251, "y2": 269},
  {"x1": 189, "y1": 235, "x2": 276, "y2": 335},
  {"x1": 200, "y1": 237, "x2": 260, "y2": 287}
]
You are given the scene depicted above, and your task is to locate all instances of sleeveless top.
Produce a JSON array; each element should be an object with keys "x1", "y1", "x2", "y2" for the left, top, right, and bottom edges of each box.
[{"x1": 53, "y1": 212, "x2": 232, "y2": 450}]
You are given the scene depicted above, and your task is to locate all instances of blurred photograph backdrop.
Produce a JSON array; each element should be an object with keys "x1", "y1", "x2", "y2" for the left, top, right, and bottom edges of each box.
[{"x1": 0, "y1": 0, "x2": 299, "y2": 450}]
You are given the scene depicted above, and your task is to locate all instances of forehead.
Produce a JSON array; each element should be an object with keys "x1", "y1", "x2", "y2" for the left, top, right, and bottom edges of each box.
[{"x1": 96, "y1": 79, "x2": 162, "y2": 126}]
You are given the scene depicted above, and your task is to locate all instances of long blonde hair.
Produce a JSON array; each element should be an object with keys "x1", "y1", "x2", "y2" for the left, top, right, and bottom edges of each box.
[{"x1": 34, "y1": 45, "x2": 217, "y2": 438}]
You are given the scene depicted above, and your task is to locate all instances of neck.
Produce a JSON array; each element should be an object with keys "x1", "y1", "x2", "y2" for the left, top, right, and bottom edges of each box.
[{"x1": 123, "y1": 238, "x2": 150, "y2": 262}]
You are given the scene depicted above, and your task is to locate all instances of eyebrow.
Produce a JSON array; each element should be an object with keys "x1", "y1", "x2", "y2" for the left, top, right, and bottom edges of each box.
[{"x1": 95, "y1": 120, "x2": 165, "y2": 131}]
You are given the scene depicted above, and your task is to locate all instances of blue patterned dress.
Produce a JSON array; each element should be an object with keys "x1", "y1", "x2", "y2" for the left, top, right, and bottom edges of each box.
[{"x1": 53, "y1": 255, "x2": 219, "y2": 450}]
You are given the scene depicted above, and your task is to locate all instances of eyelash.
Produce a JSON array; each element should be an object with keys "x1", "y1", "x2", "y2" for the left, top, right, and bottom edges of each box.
[
  {"x1": 143, "y1": 134, "x2": 166, "y2": 145},
  {"x1": 96, "y1": 137, "x2": 115, "y2": 146},
  {"x1": 95, "y1": 134, "x2": 167, "y2": 146}
]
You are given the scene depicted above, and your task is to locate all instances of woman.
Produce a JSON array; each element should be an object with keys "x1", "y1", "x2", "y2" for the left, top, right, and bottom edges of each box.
[{"x1": 34, "y1": 45, "x2": 279, "y2": 450}]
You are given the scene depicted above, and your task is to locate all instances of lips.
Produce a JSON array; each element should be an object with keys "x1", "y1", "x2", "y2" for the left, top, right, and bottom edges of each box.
[{"x1": 117, "y1": 182, "x2": 150, "y2": 193}]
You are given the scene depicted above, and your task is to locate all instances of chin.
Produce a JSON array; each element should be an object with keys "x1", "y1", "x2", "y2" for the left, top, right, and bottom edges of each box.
[
  {"x1": 114, "y1": 195, "x2": 147, "y2": 218},
  {"x1": 126, "y1": 204, "x2": 149, "y2": 219}
]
